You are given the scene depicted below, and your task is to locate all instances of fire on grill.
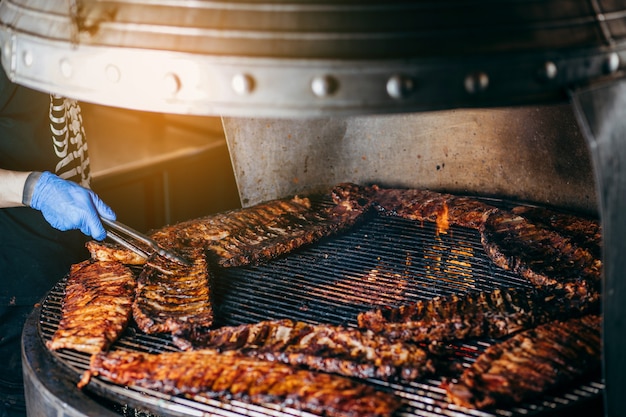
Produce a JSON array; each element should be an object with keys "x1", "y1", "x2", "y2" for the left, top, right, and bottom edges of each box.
[{"x1": 42, "y1": 182, "x2": 603, "y2": 417}]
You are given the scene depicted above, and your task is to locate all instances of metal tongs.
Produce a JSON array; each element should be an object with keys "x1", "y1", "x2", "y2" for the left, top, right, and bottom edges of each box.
[{"x1": 101, "y1": 217, "x2": 191, "y2": 266}]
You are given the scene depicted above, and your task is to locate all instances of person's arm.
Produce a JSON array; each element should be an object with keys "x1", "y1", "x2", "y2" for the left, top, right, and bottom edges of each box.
[
  {"x1": 0, "y1": 169, "x2": 116, "y2": 240},
  {"x1": 0, "y1": 168, "x2": 32, "y2": 207}
]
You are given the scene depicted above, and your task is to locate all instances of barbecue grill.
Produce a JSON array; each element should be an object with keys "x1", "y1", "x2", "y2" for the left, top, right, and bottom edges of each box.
[
  {"x1": 1, "y1": 1, "x2": 623, "y2": 417},
  {"x1": 26, "y1": 211, "x2": 604, "y2": 417}
]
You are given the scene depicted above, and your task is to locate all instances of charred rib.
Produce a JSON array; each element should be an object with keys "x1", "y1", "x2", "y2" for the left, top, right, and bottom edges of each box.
[
  {"x1": 373, "y1": 187, "x2": 496, "y2": 231},
  {"x1": 173, "y1": 319, "x2": 435, "y2": 381},
  {"x1": 511, "y1": 206, "x2": 602, "y2": 259},
  {"x1": 480, "y1": 208, "x2": 602, "y2": 289},
  {"x1": 86, "y1": 240, "x2": 147, "y2": 265},
  {"x1": 357, "y1": 287, "x2": 599, "y2": 344},
  {"x1": 445, "y1": 314, "x2": 602, "y2": 409},
  {"x1": 85, "y1": 349, "x2": 402, "y2": 417},
  {"x1": 132, "y1": 248, "x2": 213, "y2": 335},
  {"x1": 47, "y1": 260, "x2": 136, "y2": 354},
  {"x1": 150, "y1": 183, "x2": 376, "y2": 267}
]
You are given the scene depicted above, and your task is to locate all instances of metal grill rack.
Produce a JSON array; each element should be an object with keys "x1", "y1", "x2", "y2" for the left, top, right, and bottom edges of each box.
[{"x1": 39, "y1": 214, "x2": 604, "y2": 417}]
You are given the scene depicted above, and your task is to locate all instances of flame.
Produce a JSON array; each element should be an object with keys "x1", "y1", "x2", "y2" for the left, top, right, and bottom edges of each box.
[{"x1": 435, "y1": 202, "x2": 450, "y2": 235}]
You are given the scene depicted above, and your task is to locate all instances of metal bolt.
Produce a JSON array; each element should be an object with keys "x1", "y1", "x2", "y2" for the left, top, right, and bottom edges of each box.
[
  {"x1": 386, "y1": 74, "x2": 416, "y2": 99},
  {"x1": 60, "y1": 58, "x2": 73, "y2": 78},
  {"x1": 163, "y1": 73, "x2": 181, "y2": 95},
  {"x1": 105, "y1": 64, "x2": 121, "y2": 83},
  {"x1": 232, "y1": 73, "x2": 255, "y2": 95},
  {"x1": 464, "y1": 71, "x2": 489, "y2": 94},
  {"x1": 605, "y1": 53, "x2": 620, "y2": 74},
  {"x1": 543, "y1": 61, "x2": 558, "y2": 80},
  {"x1": 22, "y1": 50, "x2": 33, "y2": 67},
  {"x1": 311, "y1": 75, "x2": 338, "y2": 97}
]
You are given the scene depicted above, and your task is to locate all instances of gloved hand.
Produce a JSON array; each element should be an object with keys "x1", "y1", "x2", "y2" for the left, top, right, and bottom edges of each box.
[{"x1": 27, "y1": 171, "x2": 116, "y2": 240}]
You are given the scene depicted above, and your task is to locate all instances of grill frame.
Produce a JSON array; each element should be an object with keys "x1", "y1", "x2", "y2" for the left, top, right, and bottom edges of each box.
[{"x1": 33, "y1": 209, "x2": 604, "y2": 417}]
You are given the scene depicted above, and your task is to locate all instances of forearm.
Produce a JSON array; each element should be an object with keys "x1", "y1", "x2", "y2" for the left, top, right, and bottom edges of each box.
[{"x1": 0, "y1": 169, "x2": 35, "y2": 207}]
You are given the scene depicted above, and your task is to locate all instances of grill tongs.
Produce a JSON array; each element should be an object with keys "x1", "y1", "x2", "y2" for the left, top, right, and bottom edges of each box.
[{"x1": 101, "y1": 217, "x2": 191, "y2": 266}]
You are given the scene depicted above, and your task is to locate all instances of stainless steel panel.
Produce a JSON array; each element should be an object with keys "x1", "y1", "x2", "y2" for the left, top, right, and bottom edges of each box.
[{"x1": 223, "y1": 104, "x2": 597, "y2": 214}]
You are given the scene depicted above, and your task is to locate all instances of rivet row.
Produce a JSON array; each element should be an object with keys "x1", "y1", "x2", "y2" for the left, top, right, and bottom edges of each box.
[{"x1": 13, "y1": 49, "x2": 624, "y2": 100}]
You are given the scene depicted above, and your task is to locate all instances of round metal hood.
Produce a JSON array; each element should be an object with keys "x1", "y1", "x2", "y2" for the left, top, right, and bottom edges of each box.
[{"x1": 1, "y1": 0, "x2": 626, "y2": 117}]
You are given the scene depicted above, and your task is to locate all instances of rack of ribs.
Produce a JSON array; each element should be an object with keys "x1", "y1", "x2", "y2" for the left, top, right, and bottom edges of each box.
[
  {"x1": 173, "y1": 318, "x2": 435, "y2": 381},
  {"x1": 357, "y1": 286, "x2": 599, "y2": 344},
  {"x1": 132, "y1": 247, "x2": 214, "y2": 335},
  {"x1": 480, "y1": 208, "x2": 602, "y2": 290},
  {"x1": 445, "y1": 314, "x2": 602, "y2": 409},
  {"x1": 91, "y1": 183, "x2": 377, "y2": 268},
  {"x1": 83, "y1": 348, "x2": 402, "y2": 417},
  {"x1": 372, "y1": 187, "x2": 496, "y2": 232},
  {"x1": 46, "y1": 260, "x2": 136, "y2": 354}
]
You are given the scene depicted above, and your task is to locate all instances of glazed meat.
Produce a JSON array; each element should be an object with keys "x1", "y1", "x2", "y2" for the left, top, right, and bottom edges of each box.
[
  {"x1": 84, "y1": 349, "x2": 402, "y2": 417},
  {"x1": 150, "y1": 183, "x2": 376, "y2": 267},
  {"x1": 132, "y1": 247, "x2": 213, "y2": 335},
  {"x1": 373, "y1": 187, "x2": 496, "y2": 231},
  {"x1": 445, "y1": 314, "x2": 602, "y2": 409},
  {"x1": 47, "y1": 260, "x2": 136, "y2": 354},
  {"x1": 173, "y1": 319, "x2": 435, "y2": 381},
  {"x1": 511, "y1": 206, "x2": 602, "y2": 259},
  {"x1": 357, "y1": 286, "x2": 599, "y2": 344},
  {"x1": 480, "y1": 208, "x2": 602, "y2": 289},
  {"x1": 86, "y1": 240, "x2": 147, "y2": 265}
]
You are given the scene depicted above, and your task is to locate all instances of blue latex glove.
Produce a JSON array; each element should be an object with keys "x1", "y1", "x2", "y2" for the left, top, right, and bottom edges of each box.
[{"x1": 28, "y1": 171, "x2": 116, "y2": 240}]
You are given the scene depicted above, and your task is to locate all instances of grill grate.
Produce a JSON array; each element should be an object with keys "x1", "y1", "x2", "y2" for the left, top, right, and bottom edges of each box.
[{"x1": 38, "y1": 214, "x2": 603, "y2": 417}]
